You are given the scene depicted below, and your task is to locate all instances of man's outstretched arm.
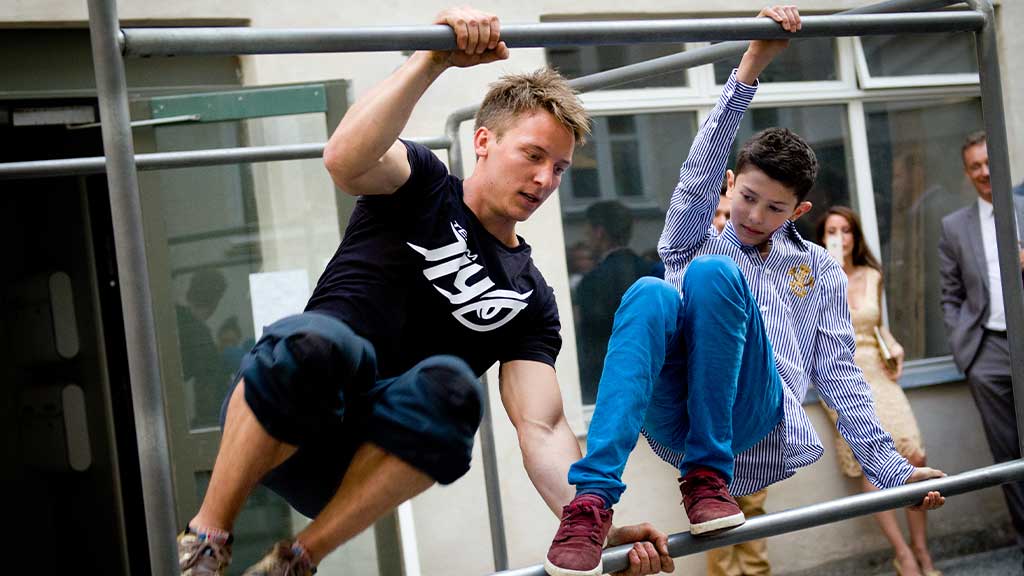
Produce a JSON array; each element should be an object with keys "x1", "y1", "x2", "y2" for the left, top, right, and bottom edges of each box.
[
  {"x1": 323, "y1": 6, "x2": 508, "y2": 196},
  {"x1": 499, "y1": 360, "x2": 673, "y2": 575}
]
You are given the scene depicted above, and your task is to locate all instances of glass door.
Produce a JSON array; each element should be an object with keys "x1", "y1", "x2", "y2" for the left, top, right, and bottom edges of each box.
[{"x1": 129, "y1": 81, "x2": 381, "y2": 574}]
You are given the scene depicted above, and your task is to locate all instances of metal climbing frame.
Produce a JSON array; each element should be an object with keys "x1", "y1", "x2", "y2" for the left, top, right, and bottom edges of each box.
[{"x1": 4, "y1": 0, "x2": 1020, "y2": 574}]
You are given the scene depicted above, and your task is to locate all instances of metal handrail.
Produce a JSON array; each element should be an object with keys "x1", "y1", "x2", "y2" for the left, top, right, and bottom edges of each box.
[
  {"x1": 120, "y1": 13, "x2": 983, "y2": 56},
  {"x1": 493, "y1": 460, "x2": 1024, "y2": 576},
  {"x1": 0, "y1": 137, "x2": 451, "y2": 180}
]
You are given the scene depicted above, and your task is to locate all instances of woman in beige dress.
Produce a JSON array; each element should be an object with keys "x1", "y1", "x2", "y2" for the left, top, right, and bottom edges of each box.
[{"x1": 817, "y1": 206, "x2": 941, "y2": 576}]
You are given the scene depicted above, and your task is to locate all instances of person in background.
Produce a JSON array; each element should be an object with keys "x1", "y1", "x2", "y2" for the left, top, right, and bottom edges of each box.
[
  {"x1": 939, "y1": 131, "x2": 1024, "y2": 566},
  {"x1": 818, "y1": 206, "x2": 939, "y2": 576},
  {"x1": 177, "y1": 267, "x2": 231, "y2": 429},
  {"x1": 576, "y1": 201, "x2": 652, "y2": 404},
  {"x1": 713, "y1": 178, "x2": 732, "y2": 235}
]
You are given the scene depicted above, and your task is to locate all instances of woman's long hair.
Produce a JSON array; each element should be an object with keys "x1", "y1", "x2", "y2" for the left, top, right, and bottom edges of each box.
[{"x1": 815, "y1": 205, "x2": 883, "y2": 273}]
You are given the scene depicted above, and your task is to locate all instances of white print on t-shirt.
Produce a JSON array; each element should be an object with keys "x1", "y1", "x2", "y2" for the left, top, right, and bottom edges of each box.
[{"x1": 408, "y1": 222, "x2": 533, "y2": 332}]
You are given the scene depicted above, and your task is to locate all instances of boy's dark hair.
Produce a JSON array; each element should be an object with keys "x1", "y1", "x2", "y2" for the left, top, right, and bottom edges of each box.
[
  {"x1": 735, "y1": 127, "x2": 818, "y2": 202},
  {"x1": 586, "y1": 200, "x2": 633, "y2": 247},
  {"x1": 961, "y1": 130, "x2": 986, "y2": 165}
]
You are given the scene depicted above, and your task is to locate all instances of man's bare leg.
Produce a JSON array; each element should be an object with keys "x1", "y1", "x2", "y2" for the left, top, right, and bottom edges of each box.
[
  {"x1": 296, "y1": 442, "x2": 434, "y2": 564},
  {"x1": 191, "y1": 380, "x2": 298, "y2": 532}
]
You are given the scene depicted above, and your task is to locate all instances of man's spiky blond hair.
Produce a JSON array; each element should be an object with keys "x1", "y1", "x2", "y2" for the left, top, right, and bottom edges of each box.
[{"x1": 475, "y1": 68, "x2": 590, "y2": 145}]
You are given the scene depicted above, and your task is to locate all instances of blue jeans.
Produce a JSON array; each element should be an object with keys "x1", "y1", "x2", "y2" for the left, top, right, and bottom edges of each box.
[{"x1": 569, "y1": 256, "x2": 783, "y2": 505}]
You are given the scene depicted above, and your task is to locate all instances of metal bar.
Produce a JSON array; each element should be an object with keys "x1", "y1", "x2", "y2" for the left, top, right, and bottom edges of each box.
[
  {"x1": 477, "y1": 380, "x2": 509, "y2": 571},
  {"x1": 87, "y1": 1, "x2": 177, "y2": 575},
  {"x1": 442, "y1": 145, "x2": 508, "y2": 570},
  {"x1": 492, "y1": 460, "x2": 1024, "y2": 576},
  {"x1": 123, "y1": 12, "x2": 984, "y2": 57},
  {"x1": 968, "y1": 0, "x2": 1024, "y2": 456},
  {"x1": 66, "y1": 113, "x2": 200, "y2": 130},
  {"x1": 0, "y1": 136, "x2": 451, "y2": 180},
  {"x1": 444, "y1": 0, "x2": 966, "y2": 124}
]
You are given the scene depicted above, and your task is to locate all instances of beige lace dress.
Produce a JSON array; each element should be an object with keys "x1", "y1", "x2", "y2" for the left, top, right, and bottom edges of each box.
[{"x1": 822, "y1": 266, "x2": 924, "y2": 477}]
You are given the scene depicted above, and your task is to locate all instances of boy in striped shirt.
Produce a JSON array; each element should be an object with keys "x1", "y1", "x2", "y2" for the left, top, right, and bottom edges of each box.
[{"x1": 544, "y1": 6, "x2": 946, "y2": 576}]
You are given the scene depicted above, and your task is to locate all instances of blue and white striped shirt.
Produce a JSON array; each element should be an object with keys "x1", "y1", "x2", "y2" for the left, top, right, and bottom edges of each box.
[{"x1": 644, "y1": 71, "x2": 915, "y2": 496}]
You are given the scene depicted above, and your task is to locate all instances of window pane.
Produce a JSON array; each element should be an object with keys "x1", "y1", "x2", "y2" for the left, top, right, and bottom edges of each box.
[
  {"x1": 612, "y1": 141, "x2": 642, "y2": 197},
  {"x1": 730, "y1": 104, "x2": 853, "y2": 242},
  {"x1": 715, "y1": 37, "x2": 836, "y2": 84},
  {"x1": 862, "y1": 32, "x2": 977, "y2": 77},
  {"x1": 546, "y1": 44, "x2": 688, "y2": 89},
  {"x1": 149, "y1": 113, "x2": 342, "y2": 432},
  {"x1": 562, "y1": 111, "x2": 698, "y2": 404},
  {"x1": 865, "y1": 98, "x2": 983, "y2": 360}
]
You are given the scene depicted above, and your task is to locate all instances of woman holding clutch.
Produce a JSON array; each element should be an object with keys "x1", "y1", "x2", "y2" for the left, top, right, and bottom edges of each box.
[{"x1": 817, "y1": 206, "x2": 940, "y2": 576}]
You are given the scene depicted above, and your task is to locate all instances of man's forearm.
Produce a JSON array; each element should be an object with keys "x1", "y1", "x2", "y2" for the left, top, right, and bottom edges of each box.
[
  {"x1": 324, "y1": 51, "x2": 448, "y2": 183},
  {"x1": 519, "y1": 418, "x2": 582, "y2": 516}
]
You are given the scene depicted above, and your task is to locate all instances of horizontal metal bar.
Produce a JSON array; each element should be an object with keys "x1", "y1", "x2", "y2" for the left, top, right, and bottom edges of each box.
[
  {"x1": 123, "y1": 12, "x2": 984, "y2": 57},
  {"x1": 444, "y1": 1, "x2": 968, "y2": 124},
  {"x1": 0, "y1": 136, "x2": 450, "y2": 180},
  {"x1": 66, "y1": 114, "x2": 200, "y2": 130},
  {"x1": 493, "y1": 459, "x2": 1024, "y2": 576}
]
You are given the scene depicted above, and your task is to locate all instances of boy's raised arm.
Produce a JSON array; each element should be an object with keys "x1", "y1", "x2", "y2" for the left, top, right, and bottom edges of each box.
[{"x1": 659, "y1": 6, "x2": 801, "y2": 271}]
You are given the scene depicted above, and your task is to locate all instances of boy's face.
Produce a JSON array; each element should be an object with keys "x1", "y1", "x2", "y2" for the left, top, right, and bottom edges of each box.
[
  {"x1": 473, "y1": 109, "x2": 575, "y2": 223},
  {"x1": 726, "y1": 167, "x2": 812, "y2": 247}
]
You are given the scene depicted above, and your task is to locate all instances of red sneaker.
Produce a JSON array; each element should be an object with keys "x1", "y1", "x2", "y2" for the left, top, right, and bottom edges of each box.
[
  {"x1": 679, "y1": 467, "x2": 745, "y2": 535},
  {"x1": 544, "y1": 494, "x2": 613, "y2": 576}
]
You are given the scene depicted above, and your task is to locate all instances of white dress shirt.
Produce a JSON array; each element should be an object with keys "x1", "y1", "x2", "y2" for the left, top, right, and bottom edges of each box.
[{"x1": 978, "y1": 198, "x2": 1007, "y2": 331}]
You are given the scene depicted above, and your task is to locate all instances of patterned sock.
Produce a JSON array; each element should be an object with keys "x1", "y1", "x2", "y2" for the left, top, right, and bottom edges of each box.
[{"x1": 186, "y1": 523, "x2": 233, "y2": 545}]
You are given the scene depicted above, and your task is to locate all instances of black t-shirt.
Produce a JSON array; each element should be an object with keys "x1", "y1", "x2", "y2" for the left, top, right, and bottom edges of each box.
[{"x1": 306, "y1": 140, "x2": 561, "y2": 378}]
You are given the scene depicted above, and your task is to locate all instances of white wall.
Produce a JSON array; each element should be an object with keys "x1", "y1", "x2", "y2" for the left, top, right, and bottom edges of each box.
[{"x1": 3, "y1": 1, "x2": 1019, "y2": 574}]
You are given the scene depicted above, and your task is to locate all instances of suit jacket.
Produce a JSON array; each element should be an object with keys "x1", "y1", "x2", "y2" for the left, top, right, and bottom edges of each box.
[{"x1": 938, "y1": 195, "x2": 1024, "y2": 371}]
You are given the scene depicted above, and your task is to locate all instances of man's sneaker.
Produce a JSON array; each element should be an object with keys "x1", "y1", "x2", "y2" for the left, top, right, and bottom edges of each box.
[
  {"x1": 178, "y1": 528, "x2": 232, "y2": 576},
  {"x1": 544, "y1": 494, "x2": 613, "y2": 576},
  {"x1": 679, "y1": 467, "x2": 745, "y2": 535},
  {"x1": 241, "y1": 540, "x2": 316, "y2": 576}
]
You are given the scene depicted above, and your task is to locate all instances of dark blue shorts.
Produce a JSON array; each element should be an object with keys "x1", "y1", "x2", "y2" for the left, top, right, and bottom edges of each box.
[{"x1": 220, "y1": 312, "x2": 483, "y2": 518}]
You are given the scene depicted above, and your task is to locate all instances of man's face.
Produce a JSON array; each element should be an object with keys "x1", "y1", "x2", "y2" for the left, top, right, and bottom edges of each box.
[
  {"x1": 963, "y1": 142, "x2": 991, "y2": 203},
  {"x1": 713, "y1": 194, "x2": 731, "y2": 233},
  {"x1": 474, "y1": 110, "x2": 575, "y2": 223},
  {"x1": 727, "y1": 166, "x2": 811, "y2": 247}
]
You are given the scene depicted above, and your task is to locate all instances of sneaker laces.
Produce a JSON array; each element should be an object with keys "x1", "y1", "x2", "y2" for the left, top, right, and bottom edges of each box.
[
  {"x1": 679, "y1": 471, "x2": 733, "y2": 504},
  {"x1": 180, "y1": 532, "x2": 231, "y2": 571},
  {"x1": 555, "y1": 499, "x2": 608, "y2": 545}
]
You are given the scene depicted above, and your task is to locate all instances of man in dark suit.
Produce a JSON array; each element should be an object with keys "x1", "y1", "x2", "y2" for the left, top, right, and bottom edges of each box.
[
  {"x1": 938, "y1": 131, "x2": 1024, "y2": 553},
  {"x1": 575, "y1": 201, "x2": 651, "y2": 405}
]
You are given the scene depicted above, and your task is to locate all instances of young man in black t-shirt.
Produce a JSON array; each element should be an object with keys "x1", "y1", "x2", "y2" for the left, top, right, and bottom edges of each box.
[{"x1": 177, "y1": 7, "x2": 671, "y2": 576}]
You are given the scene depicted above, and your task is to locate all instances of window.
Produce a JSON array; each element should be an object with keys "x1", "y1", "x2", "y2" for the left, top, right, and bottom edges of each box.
[
  {"x1": 713, "y1": 37, "x2": 838, "y2": 84},
  {"x1": 854, "y1": 32, "x2": 979, "y2": 88},
  {"x1": 561, "y1": 111, "x2": 698, "y2": 404},
  {"x1": 865, "y1": 97, "x2": 983, "y2": 360},
  {"x1": 561, "y1": 112, "x2": 698, "y2": 207},
  {"x1": 547, "y1": 44, "x2": 689, "y2": 89}
]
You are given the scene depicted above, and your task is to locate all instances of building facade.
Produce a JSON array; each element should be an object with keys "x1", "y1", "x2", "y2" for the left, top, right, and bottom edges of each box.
[{"x1": 2, "y1": 1, "x2": 1020, "y2": 574}]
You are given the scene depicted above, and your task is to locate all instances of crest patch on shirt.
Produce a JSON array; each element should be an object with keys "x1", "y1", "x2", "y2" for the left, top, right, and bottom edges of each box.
[{"x1": 787, "y1": 264, "x2": 814, "y2": 298}]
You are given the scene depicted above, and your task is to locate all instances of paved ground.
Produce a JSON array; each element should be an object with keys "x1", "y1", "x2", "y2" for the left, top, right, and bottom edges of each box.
[
  {"x1": 880, "y1": 547, "x2": 1023, "y2": 576},
  {"x1": 782, "y1": 545, "x2": 1022, "y2": 576}
]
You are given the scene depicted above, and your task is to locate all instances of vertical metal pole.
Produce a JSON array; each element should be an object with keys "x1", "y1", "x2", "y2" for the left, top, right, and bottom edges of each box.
[
  {"x1": 87, "y1": 1, "x2": 178, "y2": 574},
  {"x1": 444, "y1": 133, "x2": 508, "y2": 571},
  {"x1": 968, "y1": 0, "x2": 1024, "y2": 455}
]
